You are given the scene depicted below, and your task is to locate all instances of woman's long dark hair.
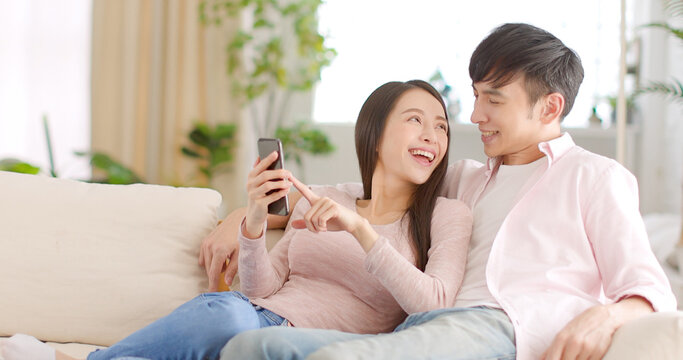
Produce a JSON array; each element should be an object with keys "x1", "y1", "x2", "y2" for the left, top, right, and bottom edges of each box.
[{"x1": 354, "y1": 80, "x2": 450, "y2": 271}]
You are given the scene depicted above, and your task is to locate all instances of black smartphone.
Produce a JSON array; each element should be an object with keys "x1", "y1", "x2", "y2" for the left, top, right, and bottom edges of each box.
[{"x1": 257, "y1": 138, "x2": 290, "y2": 216}]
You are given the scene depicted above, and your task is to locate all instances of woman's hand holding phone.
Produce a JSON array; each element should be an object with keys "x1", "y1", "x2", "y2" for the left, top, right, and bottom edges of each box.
[
  {"x1": 244, "y1": 151, "x2": 292, "y2": 239},
  {"x1": 289, "y1": 175, "x2": 379, "y2": 252}
]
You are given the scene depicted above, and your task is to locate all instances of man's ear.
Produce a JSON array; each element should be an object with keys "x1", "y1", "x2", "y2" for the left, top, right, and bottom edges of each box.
[{"x1": 540, "y1": 93, "x2": 565, "y2": 124}]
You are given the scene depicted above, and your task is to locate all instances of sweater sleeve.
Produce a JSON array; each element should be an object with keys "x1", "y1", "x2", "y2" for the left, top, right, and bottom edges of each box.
[
  {"x1": 238, "y1": 219, "x2": 294, "y2": 299},
  {"x1": 364, "y1": 198, "x2": 472, "y2": 313}
]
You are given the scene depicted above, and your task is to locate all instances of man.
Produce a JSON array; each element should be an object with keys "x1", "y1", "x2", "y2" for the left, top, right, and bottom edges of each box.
[{"x1": 201, "y1": 23, "x2": 676, "y2": 360}]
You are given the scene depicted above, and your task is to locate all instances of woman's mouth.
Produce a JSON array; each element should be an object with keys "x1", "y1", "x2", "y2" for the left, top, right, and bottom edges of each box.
[{"x1": 409, "y1": 149, "x2": 436, "y2": 165}]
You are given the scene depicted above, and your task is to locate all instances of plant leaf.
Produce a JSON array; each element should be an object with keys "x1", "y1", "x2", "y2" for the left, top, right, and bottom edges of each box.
[
  {"x1": 0, "y1": 159, "x2": 41, "y2": 174},
  {"x1": 641, "y1": 23, "x2": 683, "y2": 41},
  {"x1": 181, "y1": 147, "x2": 202, "y2": 158},
  {"x1": 636, "y1": 79, "x2": 683, "y2": 102}
]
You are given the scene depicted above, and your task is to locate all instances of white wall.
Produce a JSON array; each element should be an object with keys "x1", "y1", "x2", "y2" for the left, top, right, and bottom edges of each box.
[{"x1": 295, "y1": 123, "x2": 642, "y2": 189}]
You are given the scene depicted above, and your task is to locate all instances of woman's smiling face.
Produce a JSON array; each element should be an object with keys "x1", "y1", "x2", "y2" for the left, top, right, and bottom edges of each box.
[{"x1": 375, "y1": 88, "x2": 449, "y2": 187}]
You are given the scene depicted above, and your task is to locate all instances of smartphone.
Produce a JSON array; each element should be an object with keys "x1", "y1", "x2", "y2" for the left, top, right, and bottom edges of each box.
[{"x1": 257, "y1": 138, "x2": 290, "y2": 216}]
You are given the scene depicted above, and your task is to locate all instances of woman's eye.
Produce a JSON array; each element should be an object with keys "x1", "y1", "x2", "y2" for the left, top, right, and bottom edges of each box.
[
  {"x1": 409, "y1": 117, "x2": 421, "y2": 123},
  {"x1": 437, "y1": 124, "x2": 448, "y2": 131}
]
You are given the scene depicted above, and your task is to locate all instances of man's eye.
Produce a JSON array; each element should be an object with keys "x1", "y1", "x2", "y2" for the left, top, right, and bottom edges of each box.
[{"x1": 489, "y1": 99, "x2": 500, "y2": 104}]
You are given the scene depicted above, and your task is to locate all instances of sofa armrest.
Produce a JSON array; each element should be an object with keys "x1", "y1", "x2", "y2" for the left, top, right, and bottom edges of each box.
[
  {"x1": 0, "y1": 171, "x2": 221, "y2": 346},
  {"x1": 603, "y1": 311, "x2": 682, "y2": 359}
]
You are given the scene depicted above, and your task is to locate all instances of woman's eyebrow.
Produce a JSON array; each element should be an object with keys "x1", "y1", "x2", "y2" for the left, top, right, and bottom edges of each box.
[{"x1": 401, "y1": 108, "x2": 425, "y2": 115}]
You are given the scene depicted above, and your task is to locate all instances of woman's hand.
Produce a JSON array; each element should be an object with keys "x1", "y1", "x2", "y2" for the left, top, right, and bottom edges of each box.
[
  {"x1": 289, "y1": 175, "x2": 379, "y2": 252},
  {"x1": 244, "y1": 151, "x2": 292, "y2": 238}
]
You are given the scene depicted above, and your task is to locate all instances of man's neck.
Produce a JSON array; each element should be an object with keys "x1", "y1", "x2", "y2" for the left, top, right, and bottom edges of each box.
[{"x1": 501, "y1": 132, "x2": 562, "y2": 165}]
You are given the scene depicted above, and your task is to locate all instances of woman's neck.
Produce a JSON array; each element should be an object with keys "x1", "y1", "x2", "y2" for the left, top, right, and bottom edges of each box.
[{"x1": 356, "y1": 170, "x2": 415, "y2": 225}]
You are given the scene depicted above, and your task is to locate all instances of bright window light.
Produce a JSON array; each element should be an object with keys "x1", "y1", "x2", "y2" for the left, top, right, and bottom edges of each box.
[
  {"x1": 0, "y1": 0, "x2": 92, "y2": 179},
  {"x1": 313, "y1": 0, "x2": 632, "y2": 128}
]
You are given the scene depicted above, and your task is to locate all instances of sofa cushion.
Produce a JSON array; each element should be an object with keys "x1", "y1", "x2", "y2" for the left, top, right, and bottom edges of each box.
[{"x1": 0, "y1": 171, "x2": 221, "y2": 346}]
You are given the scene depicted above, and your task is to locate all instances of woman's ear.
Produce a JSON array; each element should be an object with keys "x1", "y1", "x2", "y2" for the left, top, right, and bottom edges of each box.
[{"x1": 540, "y1": 93, "x2": 565, "y2": 124}]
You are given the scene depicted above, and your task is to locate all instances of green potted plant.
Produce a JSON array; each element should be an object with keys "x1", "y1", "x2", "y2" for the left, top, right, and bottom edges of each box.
[
  {"x1": 275, "y1": 121, "x2": 334, "y2": 177},
  {"x1": 181, "y1": 122, "x2": 237, "y2": 186},
  {"x1": 75, "y1": 151, "x2": 145, "y2": 185},
  {"x1": 199, "y1": 0, "x2": 337, "y2": 158}
]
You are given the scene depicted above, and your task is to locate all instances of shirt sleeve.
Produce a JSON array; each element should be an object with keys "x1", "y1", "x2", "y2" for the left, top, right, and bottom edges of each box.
[
  {"x1": 583, "y1": 163, "x2": 677, "y2": 311},
  {"x1": 364, "y1": 198, "x2": 473, "y2": 313},
  {"x1": 238, "y1": 219, "x2": 294, "y2": 299}
]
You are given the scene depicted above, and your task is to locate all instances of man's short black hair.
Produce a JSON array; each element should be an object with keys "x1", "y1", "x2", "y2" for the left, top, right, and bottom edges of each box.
[{"x1": 469, "y1": 23, "x2": 584, "y2": 119}]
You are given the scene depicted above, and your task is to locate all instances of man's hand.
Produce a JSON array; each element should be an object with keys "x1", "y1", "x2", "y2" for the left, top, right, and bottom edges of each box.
[
  {"x1": 198, "y1": 207, "x2": 245, "y2": 292},
  {"x1": 542, "y1": 297, "x2": 654, "y2": 360}
]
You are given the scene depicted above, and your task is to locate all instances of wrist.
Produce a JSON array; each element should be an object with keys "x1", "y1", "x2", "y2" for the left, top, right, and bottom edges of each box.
[
  {"x1": 606, "y1": 296, "x2": 654, "y2": 329},
  {"x1": 242, "y1": 217, "x2": 264, "y2": 239},
  {"x1": 351, "y1": 218, "x2": 379, "y2": 253}
]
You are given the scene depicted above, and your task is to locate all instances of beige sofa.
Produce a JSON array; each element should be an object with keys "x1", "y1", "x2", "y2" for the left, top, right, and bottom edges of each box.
[{"x1": 0, "y1": 171, "x2": 681, "y2": 359}]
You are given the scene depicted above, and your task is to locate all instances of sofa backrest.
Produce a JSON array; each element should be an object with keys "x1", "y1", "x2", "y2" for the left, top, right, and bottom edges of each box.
[{"x1": 0, "y1": 171, "x2": 221, "y2": 346}]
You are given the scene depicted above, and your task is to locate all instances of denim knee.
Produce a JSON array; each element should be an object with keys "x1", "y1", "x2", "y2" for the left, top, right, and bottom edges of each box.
[
  {"x1": 221, "y1": 327, "x2": 306, "y2": 360},
  {"x1": 190, "y1": 292, "x2": 261, "y2": 338}
]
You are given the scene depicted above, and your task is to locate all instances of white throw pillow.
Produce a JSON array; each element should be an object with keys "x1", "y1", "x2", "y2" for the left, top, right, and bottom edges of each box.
[{"x1": 0, "y1": 171, "x2": 221, "y2": 346}]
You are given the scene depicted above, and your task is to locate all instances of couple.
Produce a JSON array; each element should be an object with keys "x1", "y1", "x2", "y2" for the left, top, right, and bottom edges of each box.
[
  {"x1": 1, "y1": 23, "x2": 675, "y2": 360},
  {"x1": 202, "y1": 22, "x2": 676, "y2": 360}
]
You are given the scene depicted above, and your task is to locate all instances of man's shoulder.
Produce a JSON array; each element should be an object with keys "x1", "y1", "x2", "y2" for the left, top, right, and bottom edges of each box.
[
  {"x1": 440, "y1": 159, "x2": 487, "y2": 199},
  {"x1": 446, "y1": 159, "x2": 487, "y2": 180},
  {"x1": 557, "y1": 146, "x2": 633, "y2": 179}
]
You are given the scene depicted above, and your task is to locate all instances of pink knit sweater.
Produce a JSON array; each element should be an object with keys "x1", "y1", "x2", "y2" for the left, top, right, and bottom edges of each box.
[{"x1": 238, "y1": 184, "x2": 472, "y2": 334}]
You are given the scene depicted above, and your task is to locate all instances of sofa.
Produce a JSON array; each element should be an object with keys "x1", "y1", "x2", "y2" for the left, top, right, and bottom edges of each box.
[{"x1": 0, "y1": 170, "x2": 681, "y2": 359}]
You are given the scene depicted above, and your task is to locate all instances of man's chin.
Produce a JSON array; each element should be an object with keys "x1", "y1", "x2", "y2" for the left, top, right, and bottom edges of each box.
[{"x1": 483, "y1": 147, "x2": 498, "y2": 158}]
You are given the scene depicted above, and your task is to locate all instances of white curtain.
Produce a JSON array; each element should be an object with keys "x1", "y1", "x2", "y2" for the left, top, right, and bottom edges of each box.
[{"x1": 91, "y1": 0, "x2": 253, "y2": 213}]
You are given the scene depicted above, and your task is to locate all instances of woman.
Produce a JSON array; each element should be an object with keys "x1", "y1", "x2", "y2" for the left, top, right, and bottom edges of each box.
[{"x1": 0, "y1": 80, "x2": 472, "y2": 360}]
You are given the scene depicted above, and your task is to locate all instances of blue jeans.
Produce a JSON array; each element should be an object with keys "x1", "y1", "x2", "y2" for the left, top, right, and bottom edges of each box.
[
  {"x1": 87, "y1": 291, "x2": 288, "y2": 360},
  {"x1": 222, "y1": 307, "x2": 515, "y2": 360}
]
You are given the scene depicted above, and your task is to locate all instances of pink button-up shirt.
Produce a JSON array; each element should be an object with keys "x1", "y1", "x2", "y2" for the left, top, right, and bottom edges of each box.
[{"x1": 441, "y1": 133, "x2": 677, "y2": 359}]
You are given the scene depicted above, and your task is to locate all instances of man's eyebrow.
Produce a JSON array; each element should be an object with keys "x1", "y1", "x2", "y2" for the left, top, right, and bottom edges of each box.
[
  {"x1": 483, "y1": 89, "x2": 505, "y2": 97},
  {"x1": 471, "y1": 85, "x2": 505, "y2": 97}
]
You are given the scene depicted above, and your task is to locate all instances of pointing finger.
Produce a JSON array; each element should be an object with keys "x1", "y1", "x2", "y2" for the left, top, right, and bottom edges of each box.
[{"x1": 289, "y1": 174, "x2": 319, "y2": 204}]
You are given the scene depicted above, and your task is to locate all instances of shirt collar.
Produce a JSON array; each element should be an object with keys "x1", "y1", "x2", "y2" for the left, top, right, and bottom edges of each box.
[{"x1": 485, "y1": 132, "x2": 575, "y2": 170}]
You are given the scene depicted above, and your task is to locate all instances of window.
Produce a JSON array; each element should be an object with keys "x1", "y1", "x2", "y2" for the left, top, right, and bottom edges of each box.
[
  {"x1": 0, "y1": 0, "x2": 92, "y2": 179},
  {"x1": 313, "y1": 0, "x2": 633, "y2": 128}
]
